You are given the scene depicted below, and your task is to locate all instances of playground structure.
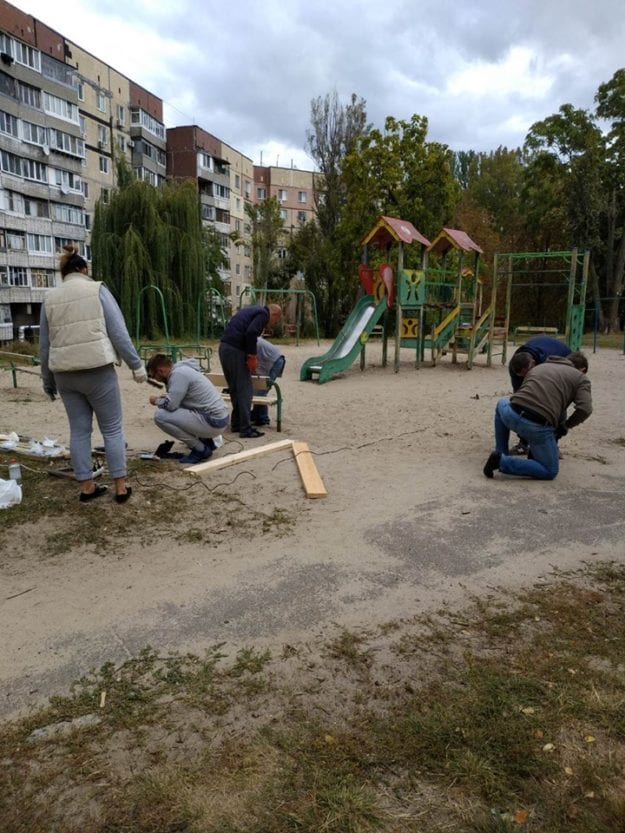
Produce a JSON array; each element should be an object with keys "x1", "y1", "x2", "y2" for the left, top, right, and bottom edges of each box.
[
  {"x1": 490, "y1": 250, "x2": 590, "y2": 365},
  {"x1": 238, "y1": 286, "x2": 320, "y2": 345},
  {"x1": 300, "y1": 217, "x2": 490, "y2": 383},
  {"x1": 299, "y1": 216, "x2": 589, "y2": 384},
  {"x1": 134, "y1": 285, "x2": 213, "y2": 369}
]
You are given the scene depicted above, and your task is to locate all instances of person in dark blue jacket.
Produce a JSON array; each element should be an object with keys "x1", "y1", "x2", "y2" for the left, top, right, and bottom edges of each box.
[
  {"x1": 509, "y1": 335, "x2": 571, "y2": 454},
  {"x1": 218, "y1": 304, "x2": 282, "y2": 438}
]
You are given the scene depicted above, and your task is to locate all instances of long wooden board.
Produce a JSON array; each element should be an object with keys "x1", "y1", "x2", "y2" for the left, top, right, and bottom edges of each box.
[
  {"x1": 186, "y1": 439, "x2": 294, "y2": 475},
  {"x1": 291, "y1": 441, "x2": 327, "y2": 499}
]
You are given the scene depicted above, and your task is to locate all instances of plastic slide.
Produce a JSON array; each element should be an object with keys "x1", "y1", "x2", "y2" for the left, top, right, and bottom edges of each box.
[{"x1": 300, "y1": 295, "x2": 387, "y2": 384}]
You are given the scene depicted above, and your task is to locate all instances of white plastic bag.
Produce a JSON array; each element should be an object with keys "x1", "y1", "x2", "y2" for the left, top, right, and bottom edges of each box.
[{"x1": 0, "y1": 478, "x2": 22, "y2": 508}]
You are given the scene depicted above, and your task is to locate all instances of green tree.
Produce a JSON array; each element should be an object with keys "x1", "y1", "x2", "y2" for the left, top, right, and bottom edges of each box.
[
  {"x1": 341, "y1": 114, "x2": 461, "y2": 250},
  {"x1": 304, "y1": 91, "x2": 369, "y2": 335},
  {"x1": 595, "y1": 68, "x2": 625, "y2": 330},
  {"x1": 91, "y1": 164, "x2": 216, "y2": 339},
  {"x1": 245, "y1": 197, "x2": 285, "y2": 291},
  {"x1": 524, "y1": 103, "x2": 607, "y2": 323}
]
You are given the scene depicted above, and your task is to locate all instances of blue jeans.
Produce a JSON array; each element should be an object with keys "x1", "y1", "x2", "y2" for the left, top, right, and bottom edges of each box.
[{"x1": 494, "y1": 399, "x2": 559, "y2": 480}]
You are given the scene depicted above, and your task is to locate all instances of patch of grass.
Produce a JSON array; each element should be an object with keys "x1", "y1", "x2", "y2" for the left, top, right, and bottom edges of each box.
[{"x1": 5, "y1": 564, "x2": 625, "y2": 831}]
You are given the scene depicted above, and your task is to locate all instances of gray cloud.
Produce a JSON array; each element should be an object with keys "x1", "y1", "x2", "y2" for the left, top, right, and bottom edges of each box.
[{"x1": 16, "y1": 0, "x2": 625, "y2": 165}]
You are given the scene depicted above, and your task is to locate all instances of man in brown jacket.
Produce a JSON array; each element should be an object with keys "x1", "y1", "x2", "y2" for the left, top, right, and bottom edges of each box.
[{"x1": 483, "y1": 352, "x2": 592, "y2": 480}]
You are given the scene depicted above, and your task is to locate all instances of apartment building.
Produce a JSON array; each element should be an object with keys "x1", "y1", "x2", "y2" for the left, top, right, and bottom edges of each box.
[
  {"x1": 0, "y1": 0, "x2": 166, "y2": 339},
  {"x1": 254, "y1": 164, "x2": 317, "y2": 251},
  {"x1": 167, "y1": 124, "x2": 256, "y2": 309}
]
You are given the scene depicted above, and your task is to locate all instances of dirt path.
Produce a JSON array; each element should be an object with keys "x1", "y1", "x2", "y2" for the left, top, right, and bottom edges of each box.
[{"x1": 2, "y1": 342, "x2": 624, "y2": 717}]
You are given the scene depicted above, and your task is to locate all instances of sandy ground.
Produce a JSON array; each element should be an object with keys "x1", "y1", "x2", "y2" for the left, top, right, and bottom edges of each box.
[{"x1": 1, "y1": 339, "x2": 625, "y2": 718}]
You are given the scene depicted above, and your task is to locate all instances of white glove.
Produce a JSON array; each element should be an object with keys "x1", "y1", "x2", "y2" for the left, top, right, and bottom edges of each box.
[{"x1": 132, "y1": 363, "x2": 148, "y2": 383}]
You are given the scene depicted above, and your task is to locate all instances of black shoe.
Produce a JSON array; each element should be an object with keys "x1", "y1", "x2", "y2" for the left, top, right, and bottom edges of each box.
[
  {"x1": 200, "y1": 437, "x2": 217, "y2": 451},
  {"x1": 114, "y1": 486, "x2": 132, "y2": 504},
  {"x1": 239, "y1": 428, "x2": 265, "y2": 438},
  {"x1": 483, "y1": 451, "x2": 501, "y2": 479},
  {"x1": 79, "y1": 484, "x2": 109, "y2": 503}
]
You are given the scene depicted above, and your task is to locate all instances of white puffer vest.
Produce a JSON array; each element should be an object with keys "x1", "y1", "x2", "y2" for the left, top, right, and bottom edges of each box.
[{"x1": 45, "y1": 273, "x2": 117, "y2": 372}]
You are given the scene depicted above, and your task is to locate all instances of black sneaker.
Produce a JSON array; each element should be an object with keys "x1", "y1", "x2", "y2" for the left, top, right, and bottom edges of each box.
[{"x1": 483, "y1": 451, "x2": 501, "y2": 479}]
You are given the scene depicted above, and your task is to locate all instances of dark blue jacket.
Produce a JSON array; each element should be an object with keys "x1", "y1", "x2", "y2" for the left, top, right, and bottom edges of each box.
[
  {"x1": 220, "y1": 305, "x2": 269, "y2": 355},
  {"x1": 510, "y1": 336, "x2": 571, "y2": 391}
]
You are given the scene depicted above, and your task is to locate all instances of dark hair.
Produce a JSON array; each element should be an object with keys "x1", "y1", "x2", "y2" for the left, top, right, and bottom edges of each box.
[
  {"x1": 146, "y1": 353, "x2": 173, "y2": 377},
  {"x1": 568, "y1": 351, "x2": 589, "y2": 372},
  {"x1": 59, "y1": 243, "x2": 87, "y2": 277},
  {"x1": 509, "y1": 351, "x2": 534, "y2": 375}
]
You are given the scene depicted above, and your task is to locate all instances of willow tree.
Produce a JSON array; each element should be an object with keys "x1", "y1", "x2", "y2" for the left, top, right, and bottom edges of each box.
[{"x1": 91, "y1": 168, "x2": 215, "y2": 339}]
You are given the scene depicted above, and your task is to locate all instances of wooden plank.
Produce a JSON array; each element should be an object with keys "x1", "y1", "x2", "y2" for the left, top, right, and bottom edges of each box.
[
  {"x1": 291, "y1": 441, "x2": 327, "y2": 499},
  {"x1": 186, "y1": 439, "x2": 294, "y2": 475}
]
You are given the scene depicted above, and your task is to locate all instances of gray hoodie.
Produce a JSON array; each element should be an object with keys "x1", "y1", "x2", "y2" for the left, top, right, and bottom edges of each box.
[{"x1": 155, "y1": 359, "x2": 228, "y2": 419}]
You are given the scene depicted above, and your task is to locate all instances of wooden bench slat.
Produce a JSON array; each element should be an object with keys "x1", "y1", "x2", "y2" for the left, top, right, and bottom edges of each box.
[{"x1": 206, "y1": 372, "x2": 283, "y2": 432}]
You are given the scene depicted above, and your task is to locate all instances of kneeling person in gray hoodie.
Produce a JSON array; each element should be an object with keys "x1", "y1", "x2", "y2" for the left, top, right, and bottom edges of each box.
[{"x1": 146, "y1": 354, "x2": 229, "y2": 465}]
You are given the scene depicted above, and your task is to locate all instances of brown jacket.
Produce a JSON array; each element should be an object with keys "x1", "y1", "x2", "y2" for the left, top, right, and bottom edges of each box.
[{"x1": 510, "y1": 356, "x2": 592, "y2": 429}]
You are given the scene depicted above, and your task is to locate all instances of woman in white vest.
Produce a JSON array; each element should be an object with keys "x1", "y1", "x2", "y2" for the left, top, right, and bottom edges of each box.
[{"x1": 39, "y1": 244, "x2": 147, "y2": 504}]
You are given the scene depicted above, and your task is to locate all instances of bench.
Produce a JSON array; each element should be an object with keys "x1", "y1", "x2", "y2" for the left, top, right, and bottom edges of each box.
[
  {"x1": 206, "y1": 372, "x2": 283, "y2": 432},
  {"x1": 0, "y1": 351, "x2": 41, "y2": 388},
  {"x1": 513, "y1": 326, "x2": 558, "y2": 344}
]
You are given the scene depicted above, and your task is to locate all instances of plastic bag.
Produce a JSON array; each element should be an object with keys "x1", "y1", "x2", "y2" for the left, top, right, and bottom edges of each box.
[{"x1": 0, "y1": 478, "x2": 22, "y2": 508}]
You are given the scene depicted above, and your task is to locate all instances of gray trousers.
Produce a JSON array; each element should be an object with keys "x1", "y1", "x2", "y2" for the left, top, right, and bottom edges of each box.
[
  {"x1": 154, "y1": 408, "x2": 226, "y2": 450},
  {"x1": 55, "y1": 364, "x2": 126, "y2": 481},
  {"x1": 218, "y1": 341, "x2": 252, "y2": 433}
]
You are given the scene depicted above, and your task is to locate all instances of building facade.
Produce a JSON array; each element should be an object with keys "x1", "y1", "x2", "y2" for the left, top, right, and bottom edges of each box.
[
  {"x1": 0, "y1": 0, "x2": 166, "y2": 340},
  {"x1": 0, "y1": 0, "x2": 317, "y2": 340}
]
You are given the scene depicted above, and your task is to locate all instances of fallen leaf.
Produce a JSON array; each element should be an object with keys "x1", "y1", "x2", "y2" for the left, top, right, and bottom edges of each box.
[
  {"x1": 584, "y1": 735, "x2": 596, "y2": 743},
  {"x1": 542, "y1": 742, "x2": 555, "y2": 752},
  {"x1": 323, "y1": 734, "x2": 336, "y2": 745},
  {"x1": 514, "y1": 808, "x2": 529, "y2": 824},
  {"x1": 585, "y1": 791, "x2": 595, "y2": 799},
  {"x1": 520, "y1": 706, "x2": 535, "y2": 715},
  {"x1": 534, "y1": 729, "x2": 544, "y2": 739},
  {"x1": 564, "y1": 766, "x2": 574, "y2": 776}
]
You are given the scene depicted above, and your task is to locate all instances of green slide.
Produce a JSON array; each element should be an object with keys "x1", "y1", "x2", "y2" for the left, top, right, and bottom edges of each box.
[{"x1": 300, "y1": 295, "x2": 387, "y2": 384}]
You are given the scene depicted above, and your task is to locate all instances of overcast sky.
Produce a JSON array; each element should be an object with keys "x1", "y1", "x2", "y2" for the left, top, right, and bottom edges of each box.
[{"x1": 11, "y1": 0, "x2": 625, "y2": 169}]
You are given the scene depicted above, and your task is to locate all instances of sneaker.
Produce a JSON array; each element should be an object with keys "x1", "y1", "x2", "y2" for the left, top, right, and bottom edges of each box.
[
  {"x1": 180, "y1": 445, "x2": 213, "y2": 465},
  {"x1": 483, "y1": 451, "x2": 501, "y2": 479}
]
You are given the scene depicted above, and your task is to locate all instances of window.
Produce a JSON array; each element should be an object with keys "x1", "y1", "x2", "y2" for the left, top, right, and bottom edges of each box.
[
  {"x1": 256, "y1": 187, "x2": 266, "y2": 199},
  {"x1": 79, "y1": 116, "x2": 86, "y2": 136},
  {"x1": 235, "y1": 263, "x2": 241, "y2": 275},
  {"x1": 298, "y1": 191, "x2": 307, "y2": 203},
  {"x1": 116, "y1": 104, "x2": 125, "y2": 126},
  {"x1": 234, "y1": 174, "x2": 240, "y2": 189},
  {"x1": 25, "y1": 197, "x2": 50, "y2": 219},
  {"x1": 278, "y1": 189, "x2": 288, "y2": 202},
  {"x1": 201, "y1": 204, "x2": 215, "y2": 221},
  {"x1": 22, "y1": 121, "x2": 47, "y2": 146},
  {"x1": 52, "y1": 202, "x2": 83, "y2": 225},
  {"x1": 0, "y1": 111, "x2": 18, "y2": 137},
  {"x1": 7, "y1": 231, "x2": 25, "y2": 250},
  {"x1": 1, "y1": 150, "x2": 22, "y2": 176},
  {"x1": 97, "y1": 125, "x2": 108, "y2": 148},
  {"x1": 27, "y1": 233, "x2": 54, "y2": 254},
  {"x1": 280, "y1": 208, "x2": 287, "y2": 220},
  {"x1": 8, "y1": 266, "x2": 28, "y2": 287},
  {"x1": 117, "y1": 135, "x2": 126, "y2": 152},
  {"x1": 198, "y1": 151, "x2": 212, "y2": 171},
  {"x1": 31, "y1": 269, "x2": 55, "y2": 288},
  {"x1": 54, "y1": 168, "x2": 82, "y2": 192},
  {"x1": 3, "y1": 190, "x2": 24, "y2": 212},
  {"x1": 17, "y1": 81, "x2": 41, "y2": 109},
  {"x1": 77, "y1": 82, "x2": 85, "y2": 101},
  {"x1": 22, "y1": 158, "x2": 47, "y2": 182},
  {"x1": 96, "y1": 91, "x2": 106, "y2": 112},
  {"x1": 101, "y1": 187, "x2": 110, "y2": 204},
  {"x1": 49, "y1": 129, "x2": 85, "y2": 158},
  {"x1": 244, "y1": 180, "x2": 251, "y2": 199},
  {"x1": 84, "y1": 213, "x2": 91, "y2": 230},
  {"x1": 43, "y1": 92, "x2": 79, "y2": 123},
  {"x1": 129, "y1": 108, "x2": 165, "y2": 139},
  {"x1": 297, "y1": 210, "x2": 307, "y2": 224},
  {"x1": 82, "y1": 181, "x2": 89, "y2": 198},
  {"x1": 99, "y1": 156, "x2": 109, "y2": 174},
  {"x1": 0, "y1": 33, "x2": 41, "y2": 71}
]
